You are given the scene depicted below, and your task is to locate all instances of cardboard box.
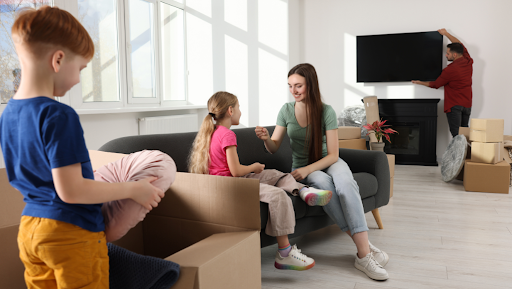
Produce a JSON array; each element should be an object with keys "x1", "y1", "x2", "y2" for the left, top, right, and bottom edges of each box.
[
  {"x1": 0, "y1": 151, "x2": 263, "y2": 289},
  {"x1": 469, "y1": 119, "x2": 504, "y2": 143},
  {"x1": 338, "y1": 126, "x2": 361, "y2": 140},
  {"x1": 339, "y1": 138, "x2": 367, "y2": 150},
  {"x1": 463, "y1": 160, "x2": 510, "y2": 194},
  {"x1": 471, "y1": 142, "x2": 502, "y2": 164},
  {"x1": 459, "y1": 127, "x2": 470, "y2": 142},
  {"x1": 363, "y1": 96, "x2": 380, "y2": 143},
  {"x1": 387, "y1": 154, "x2": 395, "y2": 198}
]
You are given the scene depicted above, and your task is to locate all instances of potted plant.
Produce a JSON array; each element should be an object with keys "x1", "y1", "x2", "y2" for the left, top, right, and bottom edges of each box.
[{"x1": 363, "y1": 119, "x2": 398, "y2": 152}]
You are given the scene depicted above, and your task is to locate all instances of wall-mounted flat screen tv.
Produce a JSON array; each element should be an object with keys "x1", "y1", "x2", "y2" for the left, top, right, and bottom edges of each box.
[{"x1": 357, "y1": 31, "x2": 443, "y2": 83}]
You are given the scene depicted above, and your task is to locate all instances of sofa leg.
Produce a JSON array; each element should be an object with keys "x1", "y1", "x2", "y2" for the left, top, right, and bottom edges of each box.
[{"x1": 372, "y1": 209, "x2": 384, "y2": 229}]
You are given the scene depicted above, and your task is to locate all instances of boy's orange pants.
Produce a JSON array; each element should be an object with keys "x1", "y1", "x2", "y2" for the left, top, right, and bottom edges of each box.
[{"x1": 17, "y1": 216, "x2": 109, "y2": 289}]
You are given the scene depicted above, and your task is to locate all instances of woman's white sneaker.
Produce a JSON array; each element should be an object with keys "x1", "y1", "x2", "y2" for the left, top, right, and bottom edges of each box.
[
  {"x1": 369, "y1": 241, "x2": 389, "y2": 267},
  {"x1": 354, "y1": 252, "x2": 389, "y2": 280},
  {"x1": 274, "y1": 245, "x2": 315, "y2": 271},
  {"x1": 299, "y1": 187, "x2": 332, "y2": 206}
]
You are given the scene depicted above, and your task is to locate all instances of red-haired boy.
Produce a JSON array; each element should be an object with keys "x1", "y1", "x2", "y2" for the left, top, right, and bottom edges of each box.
[{"x1": 0, "y1": 6, "x2": 164, "y2": 288}]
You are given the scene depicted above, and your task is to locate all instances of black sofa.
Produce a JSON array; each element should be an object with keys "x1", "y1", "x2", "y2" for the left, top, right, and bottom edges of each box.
[{"x1": 99, "y1": 126, "x2": 390, "y2": 247}]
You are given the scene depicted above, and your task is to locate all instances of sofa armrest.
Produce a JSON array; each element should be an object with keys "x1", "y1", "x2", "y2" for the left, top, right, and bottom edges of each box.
[{"x1": 339, "y1": 148, "x2": 390, "y2": 206}]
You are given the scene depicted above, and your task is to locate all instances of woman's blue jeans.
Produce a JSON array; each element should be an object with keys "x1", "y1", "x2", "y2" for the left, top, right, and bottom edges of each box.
[{"x1": 294, "y1": 158, "x2": 369, "y2": 236}]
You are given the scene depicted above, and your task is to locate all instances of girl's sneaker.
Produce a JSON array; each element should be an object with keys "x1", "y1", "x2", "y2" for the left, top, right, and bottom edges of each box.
[
  {"x1": 299, "y1": 187, "x2": 332, "y2": 206},
  {"x1": 369, "y1": 241, "x2": 389, "y2": 267},
  {"x1": 354, "y1": 252, "x2": 389, "y2": 280},
  {"x1": 274, "y1": 245, "x2": 315, "y2": 271}
]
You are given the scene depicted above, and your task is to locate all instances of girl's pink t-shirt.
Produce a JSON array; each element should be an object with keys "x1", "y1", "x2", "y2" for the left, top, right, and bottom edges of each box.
[{"x1": 209, "y1": 125, "x2": 237, "y2": 176}]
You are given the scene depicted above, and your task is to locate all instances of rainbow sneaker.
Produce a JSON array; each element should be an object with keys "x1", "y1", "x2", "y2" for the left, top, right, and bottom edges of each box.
[
  {"x1": 299, "y1": 187, "x2": 332, "y2": 206},
  {"x1": 274, "y1": 245, "x2": 315, "y2": 271}
]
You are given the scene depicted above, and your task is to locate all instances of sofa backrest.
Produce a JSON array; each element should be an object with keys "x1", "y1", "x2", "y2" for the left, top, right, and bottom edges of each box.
[{"x1": 99, "y1": 126, "x2": 293, "y2": 173}]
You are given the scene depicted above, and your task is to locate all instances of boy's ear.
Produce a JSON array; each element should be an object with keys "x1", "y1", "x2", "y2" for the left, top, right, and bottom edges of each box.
[{"x1": 51, "y1": 50, "x2": 65, "y2": 73}]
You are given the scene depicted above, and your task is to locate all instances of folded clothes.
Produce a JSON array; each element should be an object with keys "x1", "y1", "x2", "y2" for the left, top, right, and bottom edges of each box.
[
  {"x1": 95, "y1": 150, "x2": 176, "y2": 242},
  {"x1": 108, "y1": 242, "x2": 180, "y2": 289}
]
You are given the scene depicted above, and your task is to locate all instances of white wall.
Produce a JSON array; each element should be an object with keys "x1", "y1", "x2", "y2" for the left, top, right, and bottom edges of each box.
[{"x1": 289, "y1": 0, "x2": 512, "y2": 160}]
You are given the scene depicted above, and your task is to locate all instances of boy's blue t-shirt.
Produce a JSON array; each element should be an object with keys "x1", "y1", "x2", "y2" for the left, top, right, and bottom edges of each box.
[{"x1": 0, "y1": 97, "x2": 104, "y2": 232}]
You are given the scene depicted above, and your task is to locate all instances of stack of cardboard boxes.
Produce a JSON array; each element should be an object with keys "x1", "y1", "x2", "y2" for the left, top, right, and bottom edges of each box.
[
  {"x1": 338, "y1": 126, "x2": 367, "y2": 150},
  {"x1": 338, "y1": 126, "x2": 395, "y2": 198},
  {"x1": 460, "y1": 119, "x2": 511, "y2": 194}
]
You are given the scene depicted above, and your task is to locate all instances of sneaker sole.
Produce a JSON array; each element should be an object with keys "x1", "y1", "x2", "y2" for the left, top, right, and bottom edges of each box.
[
  {"x1": 354, "y1": 262, "x2": 389, "y2": 281},
  {"x1": 304, "y1": 190, "x2": 332, "y2": 206},
  {"x1": 274, "y1": 261, "x2": 315, "y2": 271}
]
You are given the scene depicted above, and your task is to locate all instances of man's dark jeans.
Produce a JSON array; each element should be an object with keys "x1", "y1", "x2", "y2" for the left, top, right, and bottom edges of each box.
[{"x1": 446, "y1": 105, "x2": 472, "y2": 137}]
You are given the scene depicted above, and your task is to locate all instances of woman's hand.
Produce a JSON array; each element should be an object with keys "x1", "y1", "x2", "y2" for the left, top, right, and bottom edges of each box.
[
  {"x1": 255, "y1": 126, "x2": 269, "y2": 141},
  {"x1": 291, "y1": 167, "x2": 311, "y2": 181}
]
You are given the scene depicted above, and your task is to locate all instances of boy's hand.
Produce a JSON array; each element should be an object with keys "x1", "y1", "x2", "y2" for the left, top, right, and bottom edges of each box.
[
  {"x1": 255, "y1": 126, "x2": 269, "y2": 141},
  {"x1": 131, "y1": 177, "x2": 165, "y2": 210},
  {"x1": 437, "y1": 28, "x2": 447, "y2": 36},
  {"x1": 252, "y1": 163, "x2": 265, "y2": 174}
]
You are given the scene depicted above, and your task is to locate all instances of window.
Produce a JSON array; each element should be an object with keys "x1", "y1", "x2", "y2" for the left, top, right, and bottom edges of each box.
[
  {"x1": 66, "y1": 0, "x2": 187, "y2": 109},
  {"x1": 0, "y1": 0, "x2": 53, "y2": 104},
  {"x1": 160, "y1": 2, "x2": 186, "y2": 101},
  {"x1": 77, "y1": 0, "x2": 120, "y2": 103}
]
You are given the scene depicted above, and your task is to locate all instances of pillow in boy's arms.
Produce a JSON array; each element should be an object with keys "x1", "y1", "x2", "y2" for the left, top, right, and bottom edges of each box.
[{"x1": 95, "y1": 150, "x2": 176, "y2": 242}]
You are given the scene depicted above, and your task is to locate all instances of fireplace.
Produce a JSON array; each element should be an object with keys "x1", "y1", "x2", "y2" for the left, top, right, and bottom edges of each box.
[{"x1": 376, "y1": 99, "x2": 440, "y2": 166}]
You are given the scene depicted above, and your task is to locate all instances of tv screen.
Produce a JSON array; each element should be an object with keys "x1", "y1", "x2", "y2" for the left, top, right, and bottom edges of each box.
[{"x1": 357, "y1": 31, "x2": 443, "y2": 83}]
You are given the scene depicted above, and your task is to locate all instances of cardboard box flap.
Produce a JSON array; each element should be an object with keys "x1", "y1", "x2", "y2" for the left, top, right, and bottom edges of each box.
[
  {"x1": 89, "y1": 150, "x2": 261, "y2": 231},
  {"x1": 166, "y1": 231, "x2": 258, "y2": 266},
  {"x1": 166, "y1": 231, "x2": 261, "y2": 289},
  {"x1": 151, "y1": 173, "x2": 261, "y2": 231},
  {"x1": 89, "y1": 150, "x2": 127, "y2": 170},
  {"x1": 0, "y1": 169, "x2": 25, "y2": 229}
]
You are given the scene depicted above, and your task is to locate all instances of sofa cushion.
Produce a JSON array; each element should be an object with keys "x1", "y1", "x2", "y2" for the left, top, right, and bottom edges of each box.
[{"x1": 353, "y1": 172, "x2": 378, "y2": 199}]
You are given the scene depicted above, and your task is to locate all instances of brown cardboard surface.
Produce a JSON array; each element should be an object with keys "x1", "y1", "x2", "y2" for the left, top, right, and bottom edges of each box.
[
  {"x1": 0, "y1": 169, "x2": 27, "y2": 289},
  {"x1": 167, "y1": 231, "x2": 261, "y2": 289},
  {"x1": 152, "y1": 173, "x2": 260, "y2": 230},
  {"x1": 0, "y1": 169, "x2": 25, "y2": 229},
  {"x1": 338, "y1": 126, "x2": 361, "y2": 140},
  {"x1": 89, "y1": 150, "x2": 127, "y2": 170},
  {"x1": 339, "y1": 139, "x2": 367, "y2": 150},
  {"x1": 459, "y1": 127, "x2": 470, "y2": 142},
  {"x1": 0, "y1": 225, "x2": 25, "y2": 289},
  {"x1": 390, "y1": 177, "x2": 394, "y2": 198},
  {"x1": 471, "y1": 142, "x2": 502, "y2": 164},
  {"x1": 469, "y1": 119, "x2": 504, "y2": 143},
  {"x1": 363, "y1": 96, "x2": 380, "y2": 143},
  {"x1": 463, "y1": 160, "x2": 510, "y2": 194}
]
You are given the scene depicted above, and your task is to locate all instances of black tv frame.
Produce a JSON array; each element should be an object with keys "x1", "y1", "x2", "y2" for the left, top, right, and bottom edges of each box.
[{"x1": 357, "y1": 31, "x2": 443, "y2": 83}]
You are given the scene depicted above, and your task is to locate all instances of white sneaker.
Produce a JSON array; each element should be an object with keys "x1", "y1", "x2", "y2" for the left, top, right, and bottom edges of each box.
[
  {"x1": 274, "y1": 245, "x2": 315, "y2": 271},
  {"x1": 354, "y1": 252, "x2": 389, "y2": 280},
  {"x1": 299, "y1": 187, "x2": 332, "y2": 206},
  {"x1": 369, "y1": 241, "x2": 389, "y2": 267}
]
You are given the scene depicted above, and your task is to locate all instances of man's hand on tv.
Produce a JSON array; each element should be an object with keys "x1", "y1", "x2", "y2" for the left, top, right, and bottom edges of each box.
[{"x1": 438, "y1": 28, "x2": 448, "y2": 36}]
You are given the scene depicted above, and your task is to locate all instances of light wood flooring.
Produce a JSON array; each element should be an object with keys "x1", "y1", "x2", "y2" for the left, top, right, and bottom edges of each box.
[{"x1": 261, "y1": 165, "x2": 512, "y2": 289}]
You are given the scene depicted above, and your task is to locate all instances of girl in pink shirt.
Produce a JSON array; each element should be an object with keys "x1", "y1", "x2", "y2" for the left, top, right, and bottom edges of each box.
[{"x1": 189, "y1": 91, "x2": 332, "y2": 271}]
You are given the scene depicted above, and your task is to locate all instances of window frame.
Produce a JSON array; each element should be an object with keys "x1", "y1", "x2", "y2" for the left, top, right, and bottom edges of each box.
[{"x1": 62, "y1": 0, "x2": 188, "y2": 109}]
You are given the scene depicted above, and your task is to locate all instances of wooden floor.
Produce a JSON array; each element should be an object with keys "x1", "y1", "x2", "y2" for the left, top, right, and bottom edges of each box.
[{"x1": 261, "y1": 165, "x2": 512, "y2": 289}]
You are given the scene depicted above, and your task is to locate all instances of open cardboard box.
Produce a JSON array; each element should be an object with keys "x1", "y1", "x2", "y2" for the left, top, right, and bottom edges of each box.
[{"x1": 0, "y1": 151, "x2": 263, "y2": 289}]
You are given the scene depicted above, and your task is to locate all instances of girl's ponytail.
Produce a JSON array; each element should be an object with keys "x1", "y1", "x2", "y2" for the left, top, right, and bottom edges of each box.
[
  {"x1": 188, "y1": 91, "x2": 238, "y2": 174},
  {"x1": 189, "y1": 113, "x2": 216, "y2": 174}
]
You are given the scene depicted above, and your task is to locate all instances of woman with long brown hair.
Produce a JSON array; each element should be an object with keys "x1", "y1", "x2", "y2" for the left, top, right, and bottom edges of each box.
[{"x1": 255, "y1": 63, "x2": 390, "y2": 281}]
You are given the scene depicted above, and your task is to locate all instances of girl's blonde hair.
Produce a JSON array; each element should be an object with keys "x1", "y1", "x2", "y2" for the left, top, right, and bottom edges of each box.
[{"x1": 188, "y1": 91, "x2": 238, "y2": 174}]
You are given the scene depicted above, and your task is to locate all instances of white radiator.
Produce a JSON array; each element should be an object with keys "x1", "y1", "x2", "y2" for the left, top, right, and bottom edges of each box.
[{"x1": 138, "y1": 114, "x2": 198, "y2": 135}]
